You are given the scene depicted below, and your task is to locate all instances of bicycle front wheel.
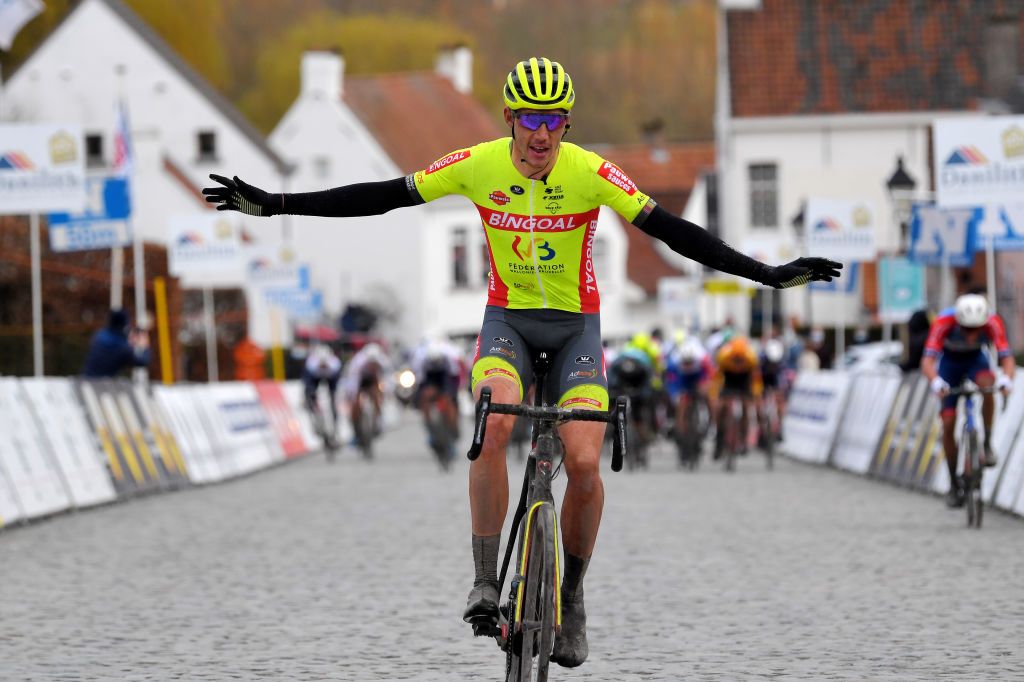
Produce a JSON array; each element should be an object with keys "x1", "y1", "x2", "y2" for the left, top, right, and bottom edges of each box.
[{"x1": 509, "y1": 503, "x2": 557, "y2": 682}]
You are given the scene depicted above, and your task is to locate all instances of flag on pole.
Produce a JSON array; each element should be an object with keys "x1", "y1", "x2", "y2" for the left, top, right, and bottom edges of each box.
[
  {"x1": 0, "y1": 0, "x2": 43, "y2": 51},
  {"x1": 111, "y1": 99, "x2": 133, "y2": 178}
]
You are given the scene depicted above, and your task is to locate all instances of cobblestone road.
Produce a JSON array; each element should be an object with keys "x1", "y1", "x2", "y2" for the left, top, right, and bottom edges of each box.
[{"x1": 3, "y1": 413, "x2": 1024, "y2": 681}]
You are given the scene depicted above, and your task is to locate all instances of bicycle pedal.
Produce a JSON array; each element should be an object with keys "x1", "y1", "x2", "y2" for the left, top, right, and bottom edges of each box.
[{"x1": 470, "y1": 618, "x2": 501, "y2": 638}]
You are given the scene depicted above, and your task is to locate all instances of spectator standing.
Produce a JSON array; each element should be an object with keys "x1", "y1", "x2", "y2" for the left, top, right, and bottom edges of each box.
[{"x1": 82, "y1": 309, "x2": 151, "y2": 378}]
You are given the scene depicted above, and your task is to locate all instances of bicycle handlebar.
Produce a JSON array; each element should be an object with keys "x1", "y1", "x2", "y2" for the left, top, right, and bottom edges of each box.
[{"x1": 467, "y1": 387, "x2": 629, "y2": 472}]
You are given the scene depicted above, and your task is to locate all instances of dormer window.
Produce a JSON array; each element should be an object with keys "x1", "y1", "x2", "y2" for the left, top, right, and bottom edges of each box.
[
  {"x1": 85, "y1": 133, "x2": 105, "y2": 168},
  {"x1": 197, "y1": 130, "x2": 217, "y2": 163}
]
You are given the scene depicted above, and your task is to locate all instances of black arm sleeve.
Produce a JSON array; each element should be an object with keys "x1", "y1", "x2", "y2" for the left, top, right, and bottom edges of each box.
[
  {"x1": 633, "y1": 205, "x2": 774, "y2": 285},
  {"x1": 277, "y1": 176, "x2": 425, "y2": 217}
]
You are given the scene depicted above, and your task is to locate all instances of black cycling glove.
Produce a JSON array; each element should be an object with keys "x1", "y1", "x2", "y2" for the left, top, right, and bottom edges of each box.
[
  {"x1": 202, "y1": 174, "x2": 281, "y2": 216},
  {"x1": 764, "y1": 257, "x2": 843, "y2": 289}
]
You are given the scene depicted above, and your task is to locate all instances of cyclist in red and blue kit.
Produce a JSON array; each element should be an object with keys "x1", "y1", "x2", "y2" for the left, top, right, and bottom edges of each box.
[{"x1": 921, "y1": 293, "x2": 1015, "y2": 507}]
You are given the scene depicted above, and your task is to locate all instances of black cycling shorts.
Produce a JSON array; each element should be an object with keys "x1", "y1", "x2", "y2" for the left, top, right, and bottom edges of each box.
[{"x1": 471, "y1": 306, "x2": 608, "y2": 410}]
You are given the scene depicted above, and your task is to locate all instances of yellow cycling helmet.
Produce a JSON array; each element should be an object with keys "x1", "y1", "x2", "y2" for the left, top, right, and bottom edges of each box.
[{"x1": 503, "y1": 57, "x2": 575, "y2": 111}]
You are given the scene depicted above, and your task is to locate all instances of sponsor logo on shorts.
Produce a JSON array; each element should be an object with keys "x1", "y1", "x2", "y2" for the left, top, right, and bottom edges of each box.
[
  {"x1": 493, "y1": 336, "x2": 514, "y2": 347},
  {"x1": 568, "y1": 369, "x2": 598, "y2": 380},
  {"x1": 483, "y1": 367, "x2": 518, "y2": 381},
  {"x1": 490, "y1": 346, "x2": 516, "y2": 360},
  {"x1": 562, "y1": 396, "x2": 602, "y2": 409},
  {"x1": 575, "y1": 355, "x2": 596, "y2": 365}
]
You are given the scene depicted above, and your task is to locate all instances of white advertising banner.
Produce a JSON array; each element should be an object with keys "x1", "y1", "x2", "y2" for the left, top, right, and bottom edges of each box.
[
  {"x1": 781, "y1": 370, "x2": 853, "y2": 464},
  {"x1": 167, "y1": 212, "x2": 244, "y2": 287},
  {"x1": 20, "y1": 378, "x2": 116, "y2": 508},
  {"x1": 0, "y1": 124, "x2": 86, "y2": 214},
  {"x1": 153, "y1": 385, "x2": 223, "y2": 484},
  {"x1": 934, "y1": 116, "x2": 1024, "y2": 209},
  {"x1": 244, "y1": 242, "x2": 306, "y2": 293},
  {"x1": 0, "y1": 378, "x2": 71, "y2": 519},
  {"x1": 832, "y1": 372, "x2": 902, "y2": 475},
  {"x1": 804, "y1": 198, "x2": 877, "y2": 261},
  {"x1": 202, "y1": 383, "x2": 281, "y2": 478},
  {"x1": 981, "y1": 370, "x2": 1024, "y2": 502}
]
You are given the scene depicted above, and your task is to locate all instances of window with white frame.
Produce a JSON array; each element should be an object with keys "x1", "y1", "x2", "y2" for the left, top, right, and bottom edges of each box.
[
  {"x1": 480, "y1": 239, "x2": 491, "y2": 286},
  {"x1": 749, "y1": 163, "x2": 778, "y2": 228},
  {"x1": 592, "y1": 236, "x2": 609, "y2": 282},
  {"x1": 452, "y1": 227, "x2": 469, "y2": 288}
]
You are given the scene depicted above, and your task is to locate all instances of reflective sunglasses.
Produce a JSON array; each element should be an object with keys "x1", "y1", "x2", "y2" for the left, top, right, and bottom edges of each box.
[{"x1": 514, "y1": 112, "x2": 569, "y2": 131}]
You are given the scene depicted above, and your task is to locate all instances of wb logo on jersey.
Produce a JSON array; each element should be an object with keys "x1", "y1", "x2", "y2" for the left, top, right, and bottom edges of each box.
[{"x1": 512, "y1": 235, "x2": 556, "y2": 262}]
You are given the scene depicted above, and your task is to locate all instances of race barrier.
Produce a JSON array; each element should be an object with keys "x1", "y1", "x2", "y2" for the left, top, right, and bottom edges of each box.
[
  {"x1": 782, "y1": 368, "x2": 1024, "y2": 520},
  {"x1": 0, "y1": 378, "x2": 317, "y2": 531}
]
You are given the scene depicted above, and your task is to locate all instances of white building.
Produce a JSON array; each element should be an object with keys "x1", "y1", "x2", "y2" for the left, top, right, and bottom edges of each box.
[
  {"x1": 714, "y1": 0, "x2": 1023, "y2": 341},
  {"x1": 4, "y1": 0, "x2": 293, "y2": 249}
]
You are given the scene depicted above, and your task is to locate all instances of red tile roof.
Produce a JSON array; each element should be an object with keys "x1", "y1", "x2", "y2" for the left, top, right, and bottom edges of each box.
[
  {"x1": 727, "y1": 0, "x2": 1019, "y2": 117},
  {"x1": 595, "y1": 141, "x2": 715, "y2": 295},
  {"x1": 344, "y1": 72, "x2": 505, "y2": 174}
]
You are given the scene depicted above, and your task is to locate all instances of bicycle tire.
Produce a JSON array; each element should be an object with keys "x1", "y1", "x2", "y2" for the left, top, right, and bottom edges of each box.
[
  {"x1": 509, "y1": 504, "x2": 556, "y2": 681},
  {"x1": 963, "y1": 428, "x2": 976, "y2": 528}
]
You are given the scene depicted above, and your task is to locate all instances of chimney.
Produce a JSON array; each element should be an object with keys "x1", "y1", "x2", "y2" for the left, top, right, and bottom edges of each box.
[
  {"x1": 435, "y1": 44, "x2": 472, "y2": 95},
  {"x1": 301, "y1": 50, "x2": 344, "y2": 100}
]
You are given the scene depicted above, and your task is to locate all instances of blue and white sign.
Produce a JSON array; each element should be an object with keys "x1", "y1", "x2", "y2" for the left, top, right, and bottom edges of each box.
[
  {"x1": 263, "y1": 288, "x2": 323, "y2": 321},
  {"x1": 47, "y1": 176, "x2": 131, "y2": 252},
  {"x1": 986, "y1": 203, "x2": 1024, "y2": 251},
  {"x1": 878, "y1": 257, "x2": 925, "y2": 323},
  {"x1": 906, "y1": 203, "x2": 980, "y2": 266},
  {"x1": 804, "y1": 198, "x2": 877, "y2": 261}
]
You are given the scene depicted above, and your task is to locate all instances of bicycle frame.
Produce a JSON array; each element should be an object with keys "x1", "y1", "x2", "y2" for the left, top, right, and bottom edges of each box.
[
  {"x1": 948, "y1": 381, "x2": 997, "y2": 529},
  {"x1": 466, "y1": 360, "x2": 627, "y2": 677}
]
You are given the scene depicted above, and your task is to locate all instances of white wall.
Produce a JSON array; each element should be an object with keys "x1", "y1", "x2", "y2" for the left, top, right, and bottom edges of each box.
[{"x1": 720, "y1": 112, "x2": 961, "y2": 328}]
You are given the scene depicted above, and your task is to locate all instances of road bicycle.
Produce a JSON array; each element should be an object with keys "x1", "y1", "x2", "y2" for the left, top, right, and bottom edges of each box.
[
  {"x1": 422, "y1": 389, "x2": 459, "y2": 471},
  {"x1": 714, "y1": 391, "x2": 749, "y2": 473},
  {"x1": 467, "y1": 352, "x2": 628, "y2": 681},
  {"x1": 351, "y1": 385, "x2": 378, "y2": 460},
  {"x1": 759, "y1": 388, "x2": 781, "y2": 471},
  {"x1": 673, "y1": 391, "x2": 706, "y2": 471},
  {"x1": 948, "y1": 381, "x2": 997, "y2": 529},
  {"x1": 307, "y1": 394, "x2": 340, "y2": 461}
]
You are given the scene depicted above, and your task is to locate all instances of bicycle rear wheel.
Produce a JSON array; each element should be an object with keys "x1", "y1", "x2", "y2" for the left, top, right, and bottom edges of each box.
[
  {"x1": 962, "y1": 427, "x2": 979, "y2": 528},
  {"x1": 508, "y1": 504, "x2": 557, "y2": 682}
]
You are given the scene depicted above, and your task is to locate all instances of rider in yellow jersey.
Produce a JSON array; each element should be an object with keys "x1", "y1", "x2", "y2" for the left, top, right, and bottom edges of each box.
[{"x1": 203, "y1": 56, "x2": 842, "y2": 669}]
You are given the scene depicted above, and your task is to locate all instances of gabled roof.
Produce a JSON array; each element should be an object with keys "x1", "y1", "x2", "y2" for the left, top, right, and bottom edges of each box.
[
  {"x1": 595, "y1": 141, "x2": 715, "y2": 296},
  {"x1": 9, "y1": 0, "x2": 291, "y2": 175},
  {"x1": 344, "y1": 72, "x2": 504, "y2": 174},
  {"x1": 727, "y1": 0, "x2": 1014, "y2": 117}
]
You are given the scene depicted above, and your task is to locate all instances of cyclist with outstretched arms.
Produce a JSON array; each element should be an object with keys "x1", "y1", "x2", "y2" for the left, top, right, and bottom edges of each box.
[{"x1": 203, "y1": 57, "x2": 841, "y2": 668}]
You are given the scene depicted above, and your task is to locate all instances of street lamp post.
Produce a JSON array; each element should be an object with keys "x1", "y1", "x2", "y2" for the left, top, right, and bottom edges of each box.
[
  {"x1": 790, "y1": 201, "x2": 811, "y2": 328},
  {"x1": 883, "y1": 156, "x2": 918, "y2": 345}
]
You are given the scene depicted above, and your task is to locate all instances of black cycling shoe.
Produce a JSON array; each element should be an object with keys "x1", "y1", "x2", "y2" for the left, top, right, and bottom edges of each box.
[
  {"x1": 550, "y1": 595, "x2": 588, "y2": 668},
  {"x1": 946, "y1": 480, "x2": 966, "y2": 508},
  {"x1": 463, "y1": 579, "x2": 500, "y2": 623}
]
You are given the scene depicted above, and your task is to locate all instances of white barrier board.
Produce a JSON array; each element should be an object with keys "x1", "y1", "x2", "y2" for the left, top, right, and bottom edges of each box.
[
  {"x1": 203, "y1": 383, "x2": 280, "y2": 478},
  {"x1": 982, "y1": 369, "x2": 1024, "y2": 502},
  {"x1": 782, "y1": 370, "x2": 853, "y2": 464},
  {"x1": 20, "y1": 378, "x2": 116, "y2": 508},
  {"x1": 832, "y1": 371, "x2": 902, "y2": 474},
  {"x1": 283, "y1": 381, "x2": 324, "y2": 453},
  {"x1": 0, "y1": 378, "x2": 71, "y2": 518},
  {"x1": 154, "y1": 385, "x2": 222, "y2": 484},
  {"x1": 0, "y1": 454, "x2": 22, "y2": 527}
]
